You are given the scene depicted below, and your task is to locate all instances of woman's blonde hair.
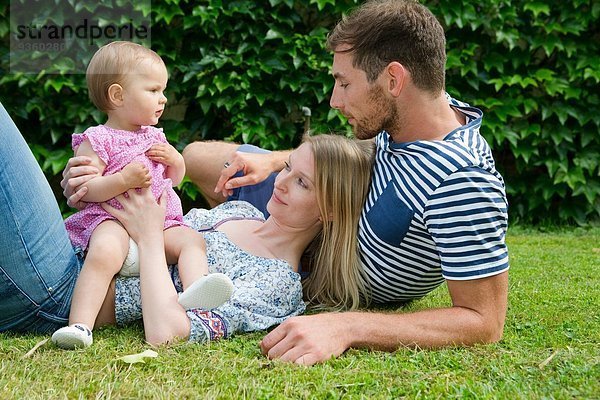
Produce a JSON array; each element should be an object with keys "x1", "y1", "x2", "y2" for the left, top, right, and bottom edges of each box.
[
  {"x1": 302, "y1": 134, "x2": 374, "y2": 310},
  {"x1": 86, "y1": 41, "x2": 164, "y2": 112}
]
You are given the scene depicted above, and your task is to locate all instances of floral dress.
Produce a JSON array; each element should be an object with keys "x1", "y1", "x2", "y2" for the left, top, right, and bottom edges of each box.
[
  {"x1": 114, "y1": 201, "x2": 306, "y2": 343},
  {"x1": 64, "y1": 125, "x2": 185, "y2": 250}
]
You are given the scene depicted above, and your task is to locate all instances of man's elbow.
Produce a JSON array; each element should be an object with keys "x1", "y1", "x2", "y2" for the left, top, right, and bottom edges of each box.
[
  {"x1": 482, "y1": 324, "x2": 504, "y2": 344},
  {"x1": 476, "y1": 316, "x2": 505, "y2": 345},
  {"x1": 490, "y1": 318, "x2": 506, "y2": 342},
  {"x1": 460, "y1": 308, "x2": 506, "y2": 346}
]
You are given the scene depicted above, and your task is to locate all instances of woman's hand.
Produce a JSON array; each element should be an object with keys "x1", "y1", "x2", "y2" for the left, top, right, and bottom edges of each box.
[{"x1": 101, "y1": 187, "x2": 166, "y2": 243}]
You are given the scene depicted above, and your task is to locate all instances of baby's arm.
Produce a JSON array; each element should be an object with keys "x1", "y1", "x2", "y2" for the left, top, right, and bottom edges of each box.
[
  {"x1": 146, "y1": 143, "x2": 185, "y2": 186},
  {"x1": 76, "y1": 140, "x2": 152, "y2": 202}
]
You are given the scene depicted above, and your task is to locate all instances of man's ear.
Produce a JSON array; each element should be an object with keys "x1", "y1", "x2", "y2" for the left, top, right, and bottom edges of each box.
[
  {"x1": 386, "y1": 62, "x2": 407, "y2": 97},
  {"x1": 107, "y1": 83, "x2": 124, "y2": 107}
]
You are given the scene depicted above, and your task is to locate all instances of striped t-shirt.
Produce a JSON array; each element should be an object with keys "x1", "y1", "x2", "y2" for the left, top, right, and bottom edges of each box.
[{"x1": 359, "y1": 97, "x2": 509, "y2": 304}]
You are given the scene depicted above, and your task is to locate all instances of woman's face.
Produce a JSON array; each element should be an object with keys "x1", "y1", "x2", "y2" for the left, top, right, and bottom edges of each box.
[{"x1": 266, "y1": 143, "x2": 321, "y2": 229}]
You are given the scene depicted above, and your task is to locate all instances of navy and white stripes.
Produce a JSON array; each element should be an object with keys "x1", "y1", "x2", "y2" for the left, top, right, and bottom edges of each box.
[{"x1": 359, "y1": 98, "x2": 509, "y2": 303}]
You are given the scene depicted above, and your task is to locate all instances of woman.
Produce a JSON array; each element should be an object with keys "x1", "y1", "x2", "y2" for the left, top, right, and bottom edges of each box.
[{"x1": 0, "y1": 102, "x2": 373, "y2": 345}]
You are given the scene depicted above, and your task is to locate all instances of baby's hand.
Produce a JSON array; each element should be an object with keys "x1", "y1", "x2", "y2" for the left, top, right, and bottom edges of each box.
[
  {"x1": 146, "y1": 143, "x2": 183, "y2": 167},
  {"x1": 121, "y1": 162, "x2": 152, "y2": 189}
]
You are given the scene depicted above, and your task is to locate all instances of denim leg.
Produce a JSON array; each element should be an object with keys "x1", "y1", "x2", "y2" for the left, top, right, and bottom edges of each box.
[
  {"x1": 0, "y1": 102, "x2": 81, "y2": 333},
  {"x1": 227, "y1": 144, "x2": 276, "y2": 218}
]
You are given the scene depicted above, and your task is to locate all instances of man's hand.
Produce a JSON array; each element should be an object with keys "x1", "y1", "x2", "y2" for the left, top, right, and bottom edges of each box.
[
  {"x1": 215, "y1": 151, "x2": 287, "y2": 198},
  {"x1": 60, "y1": 156, "x2": 99, "y2": 210},
  {"x1": 120, "y1": 162, "x2": 152, "y2": 189},
  {"x1": 259, "y1": 272, "x2": 508, "y2": 366},
  {"x1": 146, "y1": 143, "x2": 183, "y2": 167},
  {"x1": 260, "y1": 313, "x2": 351, "y2": 366}
]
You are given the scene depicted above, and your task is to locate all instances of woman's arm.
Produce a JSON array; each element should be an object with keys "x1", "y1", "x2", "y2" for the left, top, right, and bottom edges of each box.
[
  {"x1": 76, "y1": 140, "x2": 153, "y2": 202},
  {"x1": 102, "y1": 188, "x2": 190, "y2": 345}
]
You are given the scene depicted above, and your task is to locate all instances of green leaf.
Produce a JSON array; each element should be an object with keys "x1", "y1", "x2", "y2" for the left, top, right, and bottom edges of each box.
[
  {"x1": 523, "y1": 2, "x2": 550, "y2": 17},
  {"x1": 265, "y1": 29, "x2": 283, "y2": 40}
]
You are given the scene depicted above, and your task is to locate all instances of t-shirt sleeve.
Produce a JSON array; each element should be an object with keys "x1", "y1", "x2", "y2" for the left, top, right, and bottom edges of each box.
[
  {"x1": 149, "y1": 126, "x2": 168, "y2": 144},
  {"x1": 72, "y1": 127, "x2": 111, "y2": 165},
  {"x1": 424, "y1": 166, "x2": 509, "y2": 280}
]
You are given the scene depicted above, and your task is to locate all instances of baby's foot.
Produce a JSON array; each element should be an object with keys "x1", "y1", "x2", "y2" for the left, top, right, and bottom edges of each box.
[
  {"x1": 178, "y1": 273, "x2": 234, "y2": 310},
  {"x1": 51, "y1": 323, "x2": 93, "y2": 349}
]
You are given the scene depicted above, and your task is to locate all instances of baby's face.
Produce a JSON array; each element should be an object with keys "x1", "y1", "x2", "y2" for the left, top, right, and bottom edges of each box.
[{"x1": 119, "y1": 58, "x2": 168, "y2": 128}]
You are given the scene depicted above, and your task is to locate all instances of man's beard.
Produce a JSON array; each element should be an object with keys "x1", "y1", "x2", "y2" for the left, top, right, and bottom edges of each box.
[{"x1": 353, "y1": 85, "x2": 399, "y2": 140}]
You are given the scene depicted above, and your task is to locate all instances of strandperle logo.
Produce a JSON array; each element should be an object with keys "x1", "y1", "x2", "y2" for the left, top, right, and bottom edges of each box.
[
  {"x1": 15, "y1": 19, "x2": 149, "y2": 47},
  {"x1": 9, "y1": 0, "x2": 151, "y2": 74}
]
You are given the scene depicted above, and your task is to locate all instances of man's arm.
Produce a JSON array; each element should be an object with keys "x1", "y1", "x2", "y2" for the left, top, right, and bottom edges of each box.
[
  {"x1": 215, "y1": 149, "x2": 290, "y2": 197},
  {"x1": 260, "y1": 271, "x2": 508, "y2": 365},
  {"x1": 182, "y1": 141, "x2": 290, "y2": 206}
]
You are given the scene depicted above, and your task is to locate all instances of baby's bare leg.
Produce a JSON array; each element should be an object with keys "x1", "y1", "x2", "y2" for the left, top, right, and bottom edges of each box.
[
  {"x1": 164, "y1": 226, "x2": 208, "y2": 289},
  {"x1": 95, "y1": 278, "x2": 117, "y2": 327},
  {"x1": 69, "y1": 220, "x2": 129, "y2": 328}
]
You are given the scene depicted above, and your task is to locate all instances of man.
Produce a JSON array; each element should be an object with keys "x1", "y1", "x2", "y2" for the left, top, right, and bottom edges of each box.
[{"x1": 63, "y1": 0, "x2": 509, "y2": 366}]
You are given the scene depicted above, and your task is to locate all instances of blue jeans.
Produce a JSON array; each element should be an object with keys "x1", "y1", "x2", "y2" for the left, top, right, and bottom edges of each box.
[
  {"x1": 227, "y1": 144, "x2": 277, "y2": 218},
  {"x1": 0, "y1": 102, "x2": 82, "y2": 333}
]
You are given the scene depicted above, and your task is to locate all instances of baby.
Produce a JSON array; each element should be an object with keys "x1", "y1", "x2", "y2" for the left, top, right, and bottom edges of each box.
[{"x1": 52, "y1": 42, "x2": 233, "y2": 349}]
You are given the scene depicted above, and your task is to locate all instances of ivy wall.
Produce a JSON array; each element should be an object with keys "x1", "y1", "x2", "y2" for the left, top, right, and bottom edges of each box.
[{"x1": 0, "y1": 0, "x2": 598, "y2": 224}]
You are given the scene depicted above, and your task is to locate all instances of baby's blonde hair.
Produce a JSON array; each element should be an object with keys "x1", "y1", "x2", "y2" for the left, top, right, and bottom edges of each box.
[
  {"x1": 86, "y1": 41, "x2": 164, "y2": 112},
  {"x1": 302, "y1": 135, "x2": 374, "y2": 310}
]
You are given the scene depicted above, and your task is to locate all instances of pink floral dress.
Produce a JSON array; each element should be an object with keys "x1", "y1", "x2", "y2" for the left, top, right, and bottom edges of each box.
[{"x1": 64, "y1": 125, "x2": 185, "y2": 250}]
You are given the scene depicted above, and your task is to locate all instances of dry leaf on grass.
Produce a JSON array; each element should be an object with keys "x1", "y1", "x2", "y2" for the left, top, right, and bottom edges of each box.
[
  {"x1": 118, "y1": 349, "x2": 159, "y2": 364},
  {"x1": 22, "y1": 338, "x2": 49, "y2": 358},
  {"x1": 538, "y1": 350, "x2": 559, "y2": 369}
]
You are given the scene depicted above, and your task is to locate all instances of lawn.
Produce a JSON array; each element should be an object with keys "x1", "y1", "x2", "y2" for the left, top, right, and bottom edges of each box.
[{"x1": 1, "y1": 227, "x2": 598, "y2": 399}]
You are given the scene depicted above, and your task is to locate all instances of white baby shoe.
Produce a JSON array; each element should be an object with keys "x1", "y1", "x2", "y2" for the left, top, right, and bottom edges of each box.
[
  {"x1": 178, "y1": 273, "x2": 234, "y2": 310},
  {"x1": 51, "y1": 323, "x2": 93, "y2": 349}
]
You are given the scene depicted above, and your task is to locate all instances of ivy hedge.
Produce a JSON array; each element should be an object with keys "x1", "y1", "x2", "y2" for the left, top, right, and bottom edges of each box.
[{"x1": 0, "y1": 0, "x2": 598, "y2": 224}]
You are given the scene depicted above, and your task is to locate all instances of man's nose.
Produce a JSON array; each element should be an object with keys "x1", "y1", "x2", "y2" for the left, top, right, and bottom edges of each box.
[{"x1": 329, "y1": 85, "x2": 342, "y2": 110}]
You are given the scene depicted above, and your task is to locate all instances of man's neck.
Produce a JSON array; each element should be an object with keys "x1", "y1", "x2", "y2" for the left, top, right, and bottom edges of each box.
[{"x1": 388, "y1": 92, "x2": 465, "y2": 143}]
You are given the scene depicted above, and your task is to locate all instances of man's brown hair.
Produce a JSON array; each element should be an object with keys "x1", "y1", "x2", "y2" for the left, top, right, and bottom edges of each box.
[{"x1": 327, "y1": 0, "x2": 446, "y2": 94}]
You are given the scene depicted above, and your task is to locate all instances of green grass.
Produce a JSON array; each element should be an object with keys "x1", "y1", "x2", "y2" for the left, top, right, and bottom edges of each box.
[{"x1": 1, "y1": 227, "x2": 599, "y2": 399}]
